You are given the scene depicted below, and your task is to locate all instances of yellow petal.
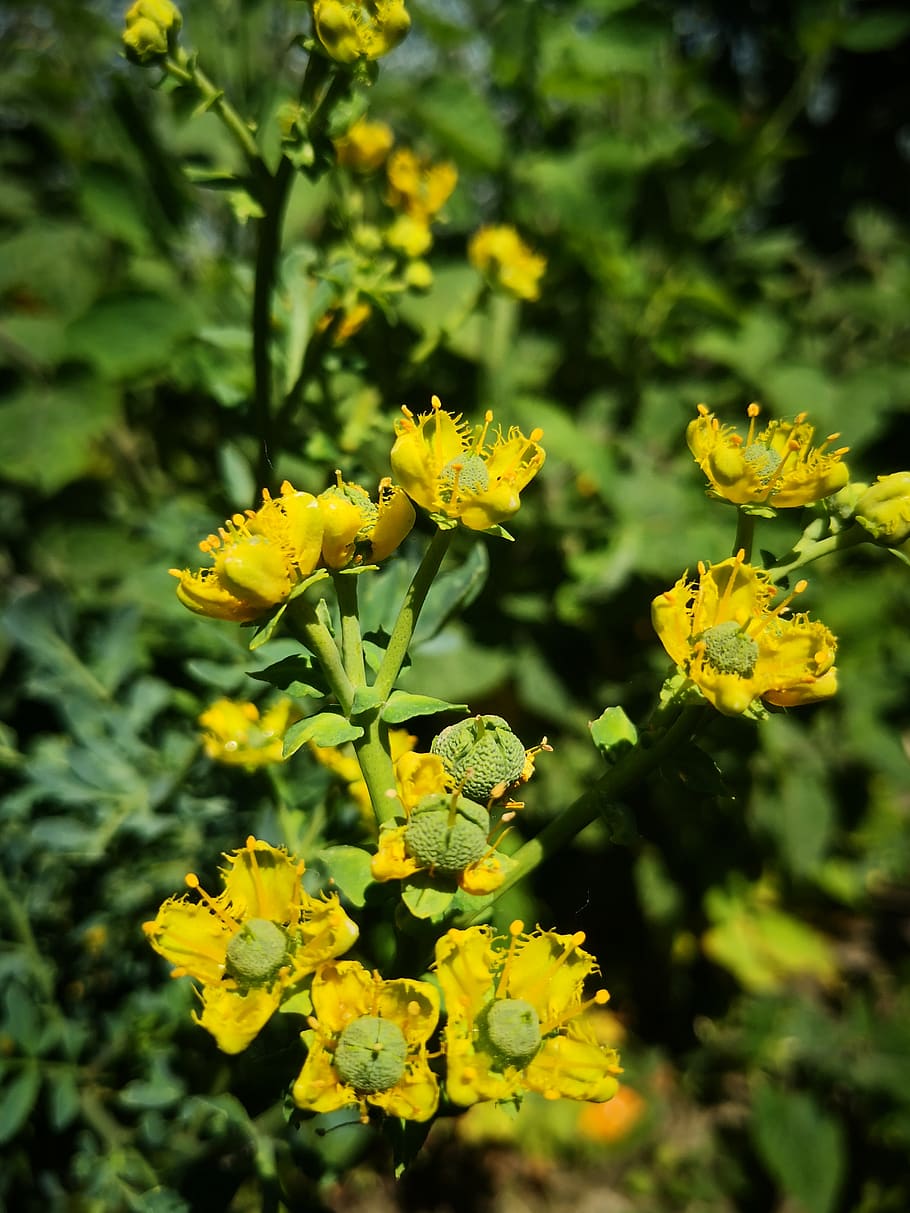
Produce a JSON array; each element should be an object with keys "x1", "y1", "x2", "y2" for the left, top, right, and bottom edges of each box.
[
  {"x1": 215, "y1": 537, "x2": 291, "y2": 606},
  {"x1": 507, "y1": 931, "x2": 596, "y2": 1020},
  {"x1": 371, "y1": 483, "x2": 416, "y2": 561},
  {"x1": 292, "y1": 1042, "x2": 356, "y2": 1112},
  {"x1": 171, "y1": 568, "x2": 264, "y2": 622},
  {"x1": 194, "y1": 985, "x2": 280, "y2": 1054},
  {"x1": 434, "y1": 926, "x2": 496, "y2": 1017},
  {"x1": 371, "y1": 1058, "x2": 439, "y2": 1121},
  {"x1": 524, "y1": 1034, "x2": 621, "y2": 1102},
  {"x1": 318, "y1": 492, "x2": 363, "y2": 568},
  {"x1": 143, "y1": 898, "x2": 232, "y2": 986},
  {"x1": 374, "y1": 979, "x2": 440, "y2": 1044},
  {"x1": 220, "y1": 840, "x2": 301, "y2": 922},
  {"x1": 311, "y1": 961, "x2": 375, "y2": 1033}
]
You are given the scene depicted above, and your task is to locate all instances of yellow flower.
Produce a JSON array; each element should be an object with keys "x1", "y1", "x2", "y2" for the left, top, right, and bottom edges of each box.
[
  {"x1": 169, "y1": 481, "x2": 324, "y2": 622},
  {"x1": 292, "y1": 960, "x2": 440, "y2": 1122},
  {"x1": 316, "y1": 299, "x2": 373, "y2": 345},
  {"x1": 687, "y1": 403, "x2": 850, "y2": 508},
  {"x1": 434, "y1": 922, "x2": 621, "y2": 1106},
  {"x1": 143, "y1": 838, "x2": 359, "y2": 1053},
  {"x1": 371, "y1": 785, "x2": 507, "y2": 896},
  {"x1": 385, "y1": 214, "x2": 433, "y2": 258},
  {"x1": 855, "y1": 472, "x2": 910, "y2": 546},
  {"x1": 311, "y1": 0, "x2": 410, "y2": 64},
  {"x1": 386, "y1": 149, "x2": 457, "y2": 223},
  {"x1": 468, "y1": 226, "x2": 546, "y2": 302},
  {"x1": 390, "y1": 396, "x2": 546, "y2": 532},
  {"x1": 317, "y1": 475, "x2": 415, "y2": 569},
  {"x1": 198, "y1": 698, "x2": 298, "y2": 768},
  {"x1": 651, "y1": 552, "x2": 838, "y2": 716},
  {"x1": 334, "y1": 117, "x2": 395, "y2": 173},
  {"x1": 123, "y1": 0, "x2": 181, "y2": 64}
]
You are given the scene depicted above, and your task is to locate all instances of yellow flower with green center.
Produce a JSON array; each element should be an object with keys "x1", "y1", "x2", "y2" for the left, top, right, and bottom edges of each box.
[
  {"x1": 143, "y1": 838, "x2": 359, "y2": 1053},
  {"x1": 687, "y1": 403, "x2": 850, "y2": 507},
  {"x1": 311, "y1": 0, "x2": 410, "y2": 63},
  {"x1": 390, "y1": 396, "x2": 546, "y2": 532},
  {"x1": 169, "y1": 480, "x2": 324, "y2": 622},
  {"x1": 651, "y1": 552, "x2": 838, "y2": 716},
  {"x1": 468, "y1": 225, "x2": 547, "y2": 302},
  {"x1": 434, "y1": 921, "x2": 622, "y2": 1106},
  {"x1": 317, "y1": 474, "x2": 415, "y2": 568},
  {"x1": 292, "y1": 961, "x2": 440, "y2": 1122},
  {"x1": 334, "y1": 117, "x2": 395, "y2": 173},
  {"x1": 371, "y1": 785, "x2": 507, "y2": 896},
  {"x1": 386, "y1": 149, "x2": 457, "y2": 223},
  {"x1": 198, "y1": 698, "x2": 298, "y2": 768}
]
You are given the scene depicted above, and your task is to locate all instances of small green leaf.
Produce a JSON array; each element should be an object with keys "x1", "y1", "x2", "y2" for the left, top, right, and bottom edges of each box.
[
  {"x1": 249, "y1": 656, "x2": 325, "y2": 699},
  {"x1": 278, "y1": 988, "x2": 313, "y2": 1017},
  {"x1": 589, "y1": 706, "x2": 638, "y2": 765},
  {"x1": 350, "y1": 685, "x2": 382, "y2": 716},
  {"x1": 0, "y1": 1066, "x2": 41, "y2": 1145},
  {"x1": 283, "y1": 713, "x2": 363, "y2": 757},
  {"x1": 314, "y1": 846, "x2": 376, "y2": 907},
  {"x1": 47, "y1": 1072, "x2": 81, "y2": 1132},
  {"x1": 381, "y1": 691, "x2": 468, "y2": 725},
  {"x1": 248, "y1": 603, "x2": 288, "y2": 651},
  {"x1": 401, "y1": 875, "x2": 456, "y2": 920},
  {"x1": 287, "y1": 570, "x2": 331, "y2": 603}
]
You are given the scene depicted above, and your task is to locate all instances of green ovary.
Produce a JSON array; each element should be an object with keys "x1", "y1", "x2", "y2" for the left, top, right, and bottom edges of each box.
[
  {"x1": 334, "y1": 1016, "x2": 408, "y2": 1094},
  {"x1": 478, "y1": 998, "x2": 541, "y2": 1068},
  {"x1": 224, "y1": 918, "x2": 288, "y2": 987},
  {"x1": 700, "y1": 619, "x2": 759, "y2": 677},
  {"x1": 431, "y1": 715, "x2": 526, "y2": 802},
  {"x1": 404, "y1": 795, "x2": 490, "y2": 873},
  {"x1": 742, "y1": 443, "x2": 783, "y2": 483},
  {"x1": 439, "y1": 453, "x2": 489, "y2": 502}
]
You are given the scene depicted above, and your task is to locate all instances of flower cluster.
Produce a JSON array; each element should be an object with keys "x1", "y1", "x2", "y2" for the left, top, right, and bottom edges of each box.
[
  {"x1": 198, "y1": 698, "x2": 298, "y2": 768},
  {"x1": 143, "y1": 838, "x2": 359, "y2": 1053},
  {"x1": 687, "y1": 403, "x2": 849, "y2": 508},
  {"x1": 391, "y1": 396, "x2": 546, "y2": 532},
  {"x1": 652, "y1": 552, "x2": 837, "y2": 716},
  {"x1": 310, "y1": 0, "x2": 410, "y2": 64},
  {"x1": 170, "y1": 476, "x2": 413, "y2": 622},
  {"x1": 468, "y1": 225, "x2": 546, "y2": 302}
]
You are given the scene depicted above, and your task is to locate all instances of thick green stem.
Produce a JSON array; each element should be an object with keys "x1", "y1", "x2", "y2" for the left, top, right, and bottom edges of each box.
[
  {"x1": 460, "y1": 703, "x2": 704, "y2": 925},
  {"x1": 352, "y1": 713, "x2": 402, "y2": 827},
  {"x1": 374, "y1": 528, "x2": 454, "y2": 699},
  {"x1": 287, "y1": 601, "x2": 354, "y2": 714},
  {"x1": 252, "y1": 156, "x2": 295, "y2": 490},
  {"x1": 767, "y1": 523, "x2": 866, "y2": 583},
  {"x1": 733, "y1": 508, "x2": 756, "y2": 561}
]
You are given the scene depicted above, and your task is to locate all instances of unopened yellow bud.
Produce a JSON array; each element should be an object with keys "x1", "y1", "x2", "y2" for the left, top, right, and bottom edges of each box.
[
  {"x1": 855, "y1": 472, "x2": 910, "y2": 546},
  {"x1": 123, "y1": 0, "x2": 181, "y2": 64}
]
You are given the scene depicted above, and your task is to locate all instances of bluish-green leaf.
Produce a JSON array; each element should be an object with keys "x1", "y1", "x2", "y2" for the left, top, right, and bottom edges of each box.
[
  {"x1": 283, "y1": 713, "x2": 363, "y2": 757},
  {"x1": 381, "y1": 691, "x2": 468, "y2": 725}
]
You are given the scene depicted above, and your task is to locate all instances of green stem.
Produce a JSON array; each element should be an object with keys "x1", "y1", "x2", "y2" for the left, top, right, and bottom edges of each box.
[
  {"x1": 733, "y1": 508, "x2": 756, "y2": 561},
  {"x1": 333, "y1": 572, "x2": 366, "y2": 688},
  {"x1": 766, "y1": 523, "x2": 867, "y2": 583},
  {"x1": 352, "y1": 712, "x2": 401, "y2": 827},
  {"x1": 460, "y1": 703, "x2": 704, "y2": 925},
  {"x1": 252, "y1": 156, "x2": 296, "y2": 490},
  {"x1": 374, "y1": 528, "x2": 454, "y2": 699},
  {"x1": 164, "y1": 52, "x2": 262, "y2": 167},
  {"x1": 287, "y1": 601, "x2": 354, "y2": 713}
]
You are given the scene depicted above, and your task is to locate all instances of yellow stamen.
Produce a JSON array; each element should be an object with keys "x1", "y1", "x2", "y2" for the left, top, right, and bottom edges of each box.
[
  {"x1": 473, "y1": 410, "x2": 493, "y2": 453},
  {"x1": 746, "y1": 402, "x2": 760, "y2": 443},
  {"x1": 540, "y1": 987, "x2": 610, "y2": 1035},
  {"x1": 184, "y1": 873, "x2": 235, "y2": 928},
  {"x1": 243, "y1": 836, "x2": 269, "y2": 911},
  {"x1": 495, "y1": 920, "x2": 525, "y2": 998}
]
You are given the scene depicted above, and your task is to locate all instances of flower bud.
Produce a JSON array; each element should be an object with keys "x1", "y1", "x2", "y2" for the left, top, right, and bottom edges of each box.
[
  {"x1": 855, "y1": 472, "x2": 910, "y2": 546},
  {"x1": 123, "y1": 0, "x2": 181, "y2": 64},
  {"x1": 589, "y1": 707, "x2": 638, "y2": 766}
]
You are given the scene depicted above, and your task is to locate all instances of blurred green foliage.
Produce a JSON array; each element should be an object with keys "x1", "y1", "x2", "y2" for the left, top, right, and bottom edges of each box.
[{"x1": 2, "y1": 0, "x2": 909, "y2": 1209}]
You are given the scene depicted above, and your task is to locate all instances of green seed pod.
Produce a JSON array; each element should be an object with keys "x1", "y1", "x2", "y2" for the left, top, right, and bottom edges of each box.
[
  {"x1": 224, "y1": 918, "x2": 288, "y2": 989},
  {"x1": 700, "y1": 619, "x2": 759, "y2": 677},
  {"x1": 334, "y1": 1015, "x2": 408, "y2": 1093},
  {"x1": 404, "y1": 793, "x2": 490, "y2": 874},
  {"x1": 477, "y1": 998, "x2": 541, "y2": 1069},
  {"x1": 431, "y1": 715, "x2": 526, "y2": 803}
]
